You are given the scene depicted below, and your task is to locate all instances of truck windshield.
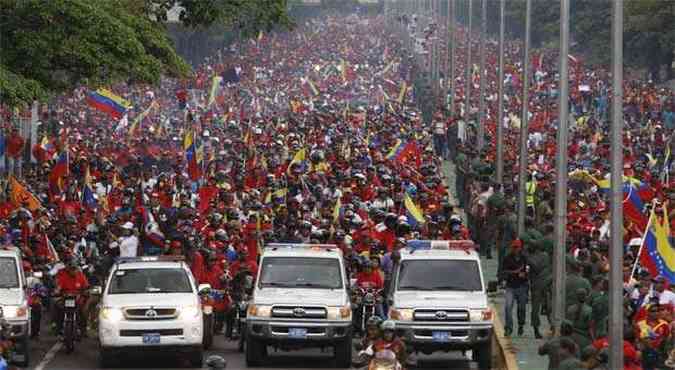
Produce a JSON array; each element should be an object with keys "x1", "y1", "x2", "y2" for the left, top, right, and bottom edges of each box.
[
  {"x1": 259, "y1": 257, "x2": 343, "y2": 289},
  {"x1": 397, "y1": 260, "x2": 482, "y2": 291},
  {"x1": 0, "y1": 257, "x2": 19, "y2": 289},
  {"x1": 109, "y1": 268, "x2": 193, "y2": 294}
]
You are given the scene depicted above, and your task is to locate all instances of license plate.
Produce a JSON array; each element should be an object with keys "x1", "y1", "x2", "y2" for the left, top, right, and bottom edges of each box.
[
  {"x1": 64, "y1": 299, "x2": 76, "y2": 308},
  {"x1": 288, "y1": 328, "x2": 307, "y2": 338},
  {"x1": 142, "y1": 333, "x2": 161, "y2": 344},
  {"x1": 432, "y1": 331, "x2": 450, "y2": 343},
  {"x1": 203, "y1": 305, "x2": 213, "y2": 314}
]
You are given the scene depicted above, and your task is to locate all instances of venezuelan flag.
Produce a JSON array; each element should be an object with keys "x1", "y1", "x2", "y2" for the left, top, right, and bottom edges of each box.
[
  {"x1": 287, "y1": 148, "x2": 307, "y2": 174},
  {"x1": 184, "y1": 130, "x2": 201, "y2": 181},
  {"x1": 643, "y1": 206, "x2": 675, "y2": 282},
  {"x1": 48, "y1": 150, "x2": 69, "y2": 192},
  {"x1": 386, "y1": 139, "x2": 404, "y2": 160},
  {"x1": 404, "y1": 193, "x2": 425, "y2": 227},
  {"x1": 86, "y1": 89, "x2": 131, "y2": 119},
  {"x1": 82, "y1": 167, "x2": 98, "y2": 209}
]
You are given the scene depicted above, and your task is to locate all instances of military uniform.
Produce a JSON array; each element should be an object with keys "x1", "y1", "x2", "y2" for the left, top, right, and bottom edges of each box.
[
  {"x1": 528, "y1": 245, "x2": 552, "y2": 337},
  {"x1": 565, "y1": 301, "x2": 593, "y2": 350},
  {"x1": 565, "y1": 261, "x2": 592, "y2": 310}
]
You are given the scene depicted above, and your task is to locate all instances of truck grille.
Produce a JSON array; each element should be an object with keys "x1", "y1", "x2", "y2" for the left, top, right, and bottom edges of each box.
[
  {"x1": 123, "y1": 308, "x2": 177, "y2": 320},
  {"x1": 119, "y1": 329, "x2": 183, "y2": 337},
  {"x1": 271, "y1": 306, "x2": 327, "y2": 319},
  {"x1": 413, "y1": 309, "x2": 469, "y2": 322}
]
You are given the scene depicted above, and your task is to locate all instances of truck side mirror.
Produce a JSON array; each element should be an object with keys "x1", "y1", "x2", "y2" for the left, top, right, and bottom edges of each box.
[
  {"x1": 487, "y1": 280, "x2": 499, "y2": 293},
  {"x1": 198, "y1": 283, "x2": 212, "y2": 294}
]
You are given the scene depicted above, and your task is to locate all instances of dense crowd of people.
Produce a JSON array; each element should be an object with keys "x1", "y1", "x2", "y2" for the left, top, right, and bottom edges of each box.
[{"x1": 0, "y1": 8, "x2": 674, "y2": 370}]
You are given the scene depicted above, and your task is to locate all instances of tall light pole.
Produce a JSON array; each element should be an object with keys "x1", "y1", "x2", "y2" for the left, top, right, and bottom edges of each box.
[
  {"x1": 517, "y1": 0, "x2": 531, "y2": 236},
  {"x1": 449, "y1": 0, "x2": 456, "y2": 116},
  {"x1": 496, "y1": 0, "x2": 505, "y2": 185},
  {"x1": 553, "y1": 0, "x2": 571, "y2": 342},
  {"x1": 609, "y1": 0, "x2": 624, "y2": 369},
  {"x1": 464, "y1": 0, "x2": 472, "y2": 128},
  {"x1": 477, "y1": 0, "x2": 486, "y2": 151}
]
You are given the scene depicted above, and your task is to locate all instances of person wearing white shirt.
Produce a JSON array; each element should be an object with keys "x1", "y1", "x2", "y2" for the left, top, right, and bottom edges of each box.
[
  {"x1": 654, "y1": 277, "x2": 675, "y2": 306},
  {"x1": 115, "y1": 222, "x2": 139, "y2": 258}
]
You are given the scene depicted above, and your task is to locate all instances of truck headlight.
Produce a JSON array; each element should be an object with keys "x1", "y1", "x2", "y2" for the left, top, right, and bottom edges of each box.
[
  {"x1": 247, "y1": 304, "x2": 272, "y2": 318},
  {"x1": 2, "y1": 305, "x2": 28, "y2": 319},
  {"x1": 389, "y1": 308, "x2": 414, "y2": 321},
  {"x1": 100, "y1": 307, "x2": 124, "y2": 322},
  {"x1": 180, "y1": 305, "x2": 201, "y2": 319},
  {"x1": 469, "y1": 308, "x2": 492, "y2": 322},
  {"x1": 327, "y1": 305, "x2": 352, "y2": 320}
]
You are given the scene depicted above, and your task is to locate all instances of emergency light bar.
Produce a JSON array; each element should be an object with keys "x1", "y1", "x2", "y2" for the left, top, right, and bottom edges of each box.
[
  {"x1": 264, "y1": 243, "x2": 338, "y2": 252},
  {"x1": 116, "y1": 256, "x2": 186, "y2": 264},
  {"x1": 407, "y1": 240, "x2": 476, "y2": 254}
]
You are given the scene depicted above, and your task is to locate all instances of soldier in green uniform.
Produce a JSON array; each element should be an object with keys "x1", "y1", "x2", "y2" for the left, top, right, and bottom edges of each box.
[
  {"x1": 484, "y1": 184, "x2": 505, "y2": 260},
  {"x1": 558, "y1": 337, "x2": 585, "y2": 370},
  {"x1": 565, "y1": 256, "x2": 592, "y2": 311},
  {"x1": 521, "y1": 217, "x2": 543, "y2": 248},
  {"x1": 455, "y1": 144, "x2": 467, "y2": 208},
  {"x1": 497, "y1": 196, "x2": 518, "y2": 282},
  {"x1": 528, "y1": 239, "x2": 552, "y2": 338},
  {"x1": 589, "y1": 276, "x2": 609, "y2": 340},
  {"x1": 539, "y1": 320, "x2": 576, "y2": 370},
  {"x1": 565, "y1": 288, "x2": 593, "y2": 350}
]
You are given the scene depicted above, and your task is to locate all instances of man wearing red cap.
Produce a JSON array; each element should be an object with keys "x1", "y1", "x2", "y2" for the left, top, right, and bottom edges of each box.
[{"x1": 501, "y1": 239, "x2": 529, "y2": 337}]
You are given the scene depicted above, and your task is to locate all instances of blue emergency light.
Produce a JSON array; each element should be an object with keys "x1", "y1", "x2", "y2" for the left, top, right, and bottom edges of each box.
[
  {"x1": 406, "y1": 240, "x2": 476, "y2": 254},
  {"x1": 264, "y1": 243, "x2": 338, "y2": 252}
]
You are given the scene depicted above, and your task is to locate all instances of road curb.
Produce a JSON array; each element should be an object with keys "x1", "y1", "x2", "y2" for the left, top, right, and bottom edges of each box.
[{"x1": 491, "y1": 303, "x2": 519, "y2": 370}]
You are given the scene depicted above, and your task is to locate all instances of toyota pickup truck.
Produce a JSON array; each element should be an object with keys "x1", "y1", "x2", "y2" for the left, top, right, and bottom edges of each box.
[
  {"x1": 388, "y1": 240, "x2": 494, "y2": 369},
  {"x1": 245, "y1": 243, "x2": 352, "y2": 368}
]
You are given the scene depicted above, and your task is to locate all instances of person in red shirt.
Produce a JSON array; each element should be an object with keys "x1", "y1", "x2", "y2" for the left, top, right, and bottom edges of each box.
[
  {"x1": 54, "y1": 259, "x2": 90, "y2": 337},
  {"x1": 355, "y1": 261, "x2": 384, "y2": 289},
  {"x1": 201, "y1": 253, "x2": 231, "y2": 334}
]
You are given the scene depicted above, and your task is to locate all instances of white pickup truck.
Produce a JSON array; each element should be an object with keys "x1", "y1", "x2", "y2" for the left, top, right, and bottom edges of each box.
[
  {"x1": 245, "y1": 243, "x2": 352, "y2": 367},
  {"x1": 388, "y1": 240, "x2": 495, "y2": 369},
  {"x1": 97, "y1": 256, "x2": 206, "y2": 368}
]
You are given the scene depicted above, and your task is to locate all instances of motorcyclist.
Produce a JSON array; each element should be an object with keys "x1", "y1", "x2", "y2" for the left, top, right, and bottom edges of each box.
[
  {"x1": 360, "y1": 316, "x2": 383, "y2": 350},
  {"x1": 369, "y1": 320, "x2": 408, "y2": 368},
  {"x1": 201, "y1": 252, "x2": 230, "y2": 333},
  {"x1": 53, "y1": 259, "x2": 90, "y2": 338},
  {"x1": 355, "y1": 260, "x2": 384, "y2": 290}
]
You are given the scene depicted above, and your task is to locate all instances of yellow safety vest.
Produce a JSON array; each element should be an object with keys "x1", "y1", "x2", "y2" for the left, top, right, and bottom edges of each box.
[{"x1": 526, "y1": 181, "x2": 537, "y2": 206}]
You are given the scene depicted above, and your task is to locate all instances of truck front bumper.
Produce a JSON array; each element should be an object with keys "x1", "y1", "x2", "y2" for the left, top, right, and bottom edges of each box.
[
  {"x1": 247, "y1": 317, "x2": 352, "y2": 345},
  {"x1": 394, "y1": 321, "x2": 492, "y2": 351}
]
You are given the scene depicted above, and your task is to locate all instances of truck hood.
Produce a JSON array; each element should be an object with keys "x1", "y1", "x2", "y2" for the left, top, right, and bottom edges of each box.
[
  {"x1": 102, "y1": 293, "x2": 198, "y2": 308},
  {"x1": 254, "y1": 288, "x2": 347, "y2": 307},
  {"x1": 394, "y1": 290, "x2": 487, "y2": 309},
  {"x1": 0, "y1": 289, "x2": 25, "y2": 306}
]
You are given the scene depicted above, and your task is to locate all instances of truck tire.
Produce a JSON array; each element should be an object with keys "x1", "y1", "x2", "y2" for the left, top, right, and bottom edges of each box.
[
  {"x1": 334, "y1": 337, "x2": 352, "y2": 368},
  {"x1": 14, "y1": 336, "x2": 29, "y2": 367},
  {"x1": 99, "y1": 347, "x2": 117, "y2": 368},
  {"x1": 474, "y1": 341, "x2": 492, "y2": 369},
  {"x1": 245, "y1": 335, "x2": 266, "y2": 367},
  {"x1": 189, "y1": 349, "x2": 203, "y2": 368}
]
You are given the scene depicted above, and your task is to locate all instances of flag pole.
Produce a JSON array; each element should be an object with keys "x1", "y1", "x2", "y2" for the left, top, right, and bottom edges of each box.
[
  {"x1": 630, "y1": 201, "x2": 656, "y2": 281},
  {"x1": 608, "y1": 1, "x2": 624, "y2": 367}
]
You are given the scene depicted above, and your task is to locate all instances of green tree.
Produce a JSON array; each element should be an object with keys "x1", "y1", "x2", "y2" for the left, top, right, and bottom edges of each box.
[
  {"x1": 0, "y1": 0, "x2": 292, "y2": 107},
  {"x1": 625, "y1": 0, "x2": 675, "y2": 81}
]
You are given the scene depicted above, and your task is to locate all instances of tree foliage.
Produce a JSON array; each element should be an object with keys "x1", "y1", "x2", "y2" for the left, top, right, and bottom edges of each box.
[{"x1": 0, "y1": 0, "x2": 292, "y2": 107}]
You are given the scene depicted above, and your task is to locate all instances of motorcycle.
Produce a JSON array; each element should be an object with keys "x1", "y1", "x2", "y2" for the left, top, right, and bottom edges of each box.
[
  {"x1": 62, "y1": 294, "x2": 79, "y2": 354},
  {"x1": 352, "y1": 286, "x2": 383, "y2": 335},
  {"x1": 199, "y1": 285, "x2": 216, "y2": 350},
  {"x1": 235, "y1": 292, "x2": 249, "y2": 353},
  {"x1": 359, "y1": 345, "x2": 403, "y2": 370}
]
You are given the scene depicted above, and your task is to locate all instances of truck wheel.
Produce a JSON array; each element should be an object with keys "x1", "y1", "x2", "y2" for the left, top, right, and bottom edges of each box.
[
  {"x1": 474, "y1": 341, "x2": 492, "y2": 369},
  {"x1": 245, "y1": 335, "x2": 266, "y2": 367},
  {"x1": 189, "y1": 349, "x2": 203, "y2": 368},
  {"x1": 334, "y1": 337, "x2": 352, "y2": 368},
  {"x1": 99, "y1": 348, "x2": 117, "y2": 368},
  {"x1": 14, "y1": 336, "x2": 30, "y2": 367}
]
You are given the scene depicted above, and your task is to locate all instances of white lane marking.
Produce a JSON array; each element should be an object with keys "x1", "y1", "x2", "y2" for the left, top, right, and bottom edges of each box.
[{"x1": 34, "y1": 342, "x2": 62, "y2": 370}]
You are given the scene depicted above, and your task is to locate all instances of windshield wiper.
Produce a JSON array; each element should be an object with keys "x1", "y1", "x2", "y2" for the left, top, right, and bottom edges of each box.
[
  {"x1": 398, "y1": 285, "x2": 434, "y2": 290},
  {"x1": 293, "y1": 282, "x2": 337, "y2": 289},
  {"x1": 431, "y1": 285, "x2": 478, "y2": 291},
  {"x1": 260, "y1": 282, "x2": 296, "y2": 288}
]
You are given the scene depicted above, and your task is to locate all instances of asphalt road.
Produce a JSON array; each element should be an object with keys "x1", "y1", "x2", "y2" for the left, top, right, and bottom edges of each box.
[{"x1": 23, "y1": 332, "x2": 477, "y2": 370}]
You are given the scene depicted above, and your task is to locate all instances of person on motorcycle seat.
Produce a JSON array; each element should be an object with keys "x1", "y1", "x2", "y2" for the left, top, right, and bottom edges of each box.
[
  {"x1": 355, "y1": 260, "x2": 384, "y2": 290},
  {"x1": 202, "y1": 252, "x2": 230, "y2": 333},
  {"x1": 373, "y1": 320, "x2": 408, "y2": 367},
  {"x1": 53, "y1": 259, "x2": 89, "y2": 338},
  {"x1": 361, "y1": 316, "x2": 383, "y2": 349}
]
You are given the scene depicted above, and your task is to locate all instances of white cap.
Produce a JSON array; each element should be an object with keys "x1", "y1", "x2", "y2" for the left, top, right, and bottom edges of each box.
[{"x1": 121, "y1": 222, "x2": 134, "y2": 230}]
